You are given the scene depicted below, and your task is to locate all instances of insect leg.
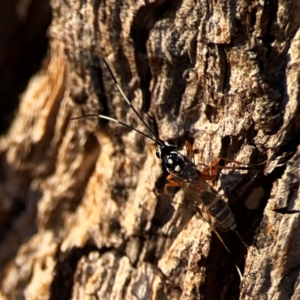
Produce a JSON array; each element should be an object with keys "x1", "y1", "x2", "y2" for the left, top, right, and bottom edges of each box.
[
  {"x1": 210, "y1": 157, "x2": 245, "y2": 169},
  {"x1": 193, "y1": 206, "x2": 231, "y2": 254},
  {"x1": 200, "y1": 157, "x2": 247, "y2": 181},
  {"x1": 194, "y1": 205, "x2": 243, "y2": 280},
  {"x1": 233, "y1": 229, "x2": 249, "y2": 250},
  {"x1": 164, "y1": 175, "x2": 180, "y2": 193},
  {"x1": 184, "y1": 141, "x2": 195, "y2": 162}
]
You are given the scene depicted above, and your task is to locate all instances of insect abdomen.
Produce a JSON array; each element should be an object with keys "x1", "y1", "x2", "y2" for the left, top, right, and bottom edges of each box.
[{"x1": 200, "y1": 190, "x2": 235, "y2": 231}]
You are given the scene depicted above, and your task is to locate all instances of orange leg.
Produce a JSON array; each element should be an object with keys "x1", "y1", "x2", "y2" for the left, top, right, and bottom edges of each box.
[
  {"x1": 164, "y1": 174, "x2": 180, "y2": 193},
  {"x1": 193, "y1": 205, "x2": 232, "y2": 254},
  {"x1": 200, "y1": 157, "x2": 223, "y2": 181},
  {"x1": 184, "y1": 140, "x2": 195, "y2": 162},
  {"x1": 201, "y1": 157, "x2": 246, "y2": 181}
]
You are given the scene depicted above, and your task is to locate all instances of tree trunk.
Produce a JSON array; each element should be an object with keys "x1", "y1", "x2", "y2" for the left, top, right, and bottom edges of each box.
[{"x1": 1, "y1": 1, "x2": 300, "y2": 299}]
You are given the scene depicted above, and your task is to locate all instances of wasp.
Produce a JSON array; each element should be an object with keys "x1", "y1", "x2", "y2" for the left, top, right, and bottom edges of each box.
[
  {"x1": 162, "y1": 142, "x2": 237, "y2": 232},
  {"x1": 72, "y1": 58, "x2": 248, "y2": 265}
]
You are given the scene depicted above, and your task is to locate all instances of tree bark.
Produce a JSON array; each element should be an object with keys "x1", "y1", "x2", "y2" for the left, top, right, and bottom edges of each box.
[{"x1": 1, "y1": 1, "x2": 300, "y2": 299}]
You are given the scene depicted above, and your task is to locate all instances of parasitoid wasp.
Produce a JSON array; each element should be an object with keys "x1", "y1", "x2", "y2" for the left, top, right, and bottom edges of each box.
[{"x1": 72, "y1": 58, "x2": 249, "y2": 277}]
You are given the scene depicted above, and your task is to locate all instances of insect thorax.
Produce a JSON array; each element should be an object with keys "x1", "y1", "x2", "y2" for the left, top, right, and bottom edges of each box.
[{"x1": 164, "y1": 152, "x2": 200, "y2": 181}]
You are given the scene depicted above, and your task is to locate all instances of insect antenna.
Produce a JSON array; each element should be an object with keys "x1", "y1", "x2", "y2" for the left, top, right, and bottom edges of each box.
[
  {"x1": 72, "y1": 58, "x2": 167, "y2": 147},
  {"x1": 71, "y1": 114, "x2": 161, "y2": 145},
  {"x1": 102, "y1": 58, "x2": 160, "y2": 142}
]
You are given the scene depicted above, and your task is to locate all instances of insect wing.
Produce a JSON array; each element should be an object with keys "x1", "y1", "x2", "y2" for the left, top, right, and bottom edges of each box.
[{"x1": 174, "y1": 176, "x2": 235, "y2": 231}]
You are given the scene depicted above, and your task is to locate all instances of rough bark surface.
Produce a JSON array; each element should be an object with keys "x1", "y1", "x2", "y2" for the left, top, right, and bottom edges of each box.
[{"x1": 1, "y1": 0, "x2": 300, "y2": 300}]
